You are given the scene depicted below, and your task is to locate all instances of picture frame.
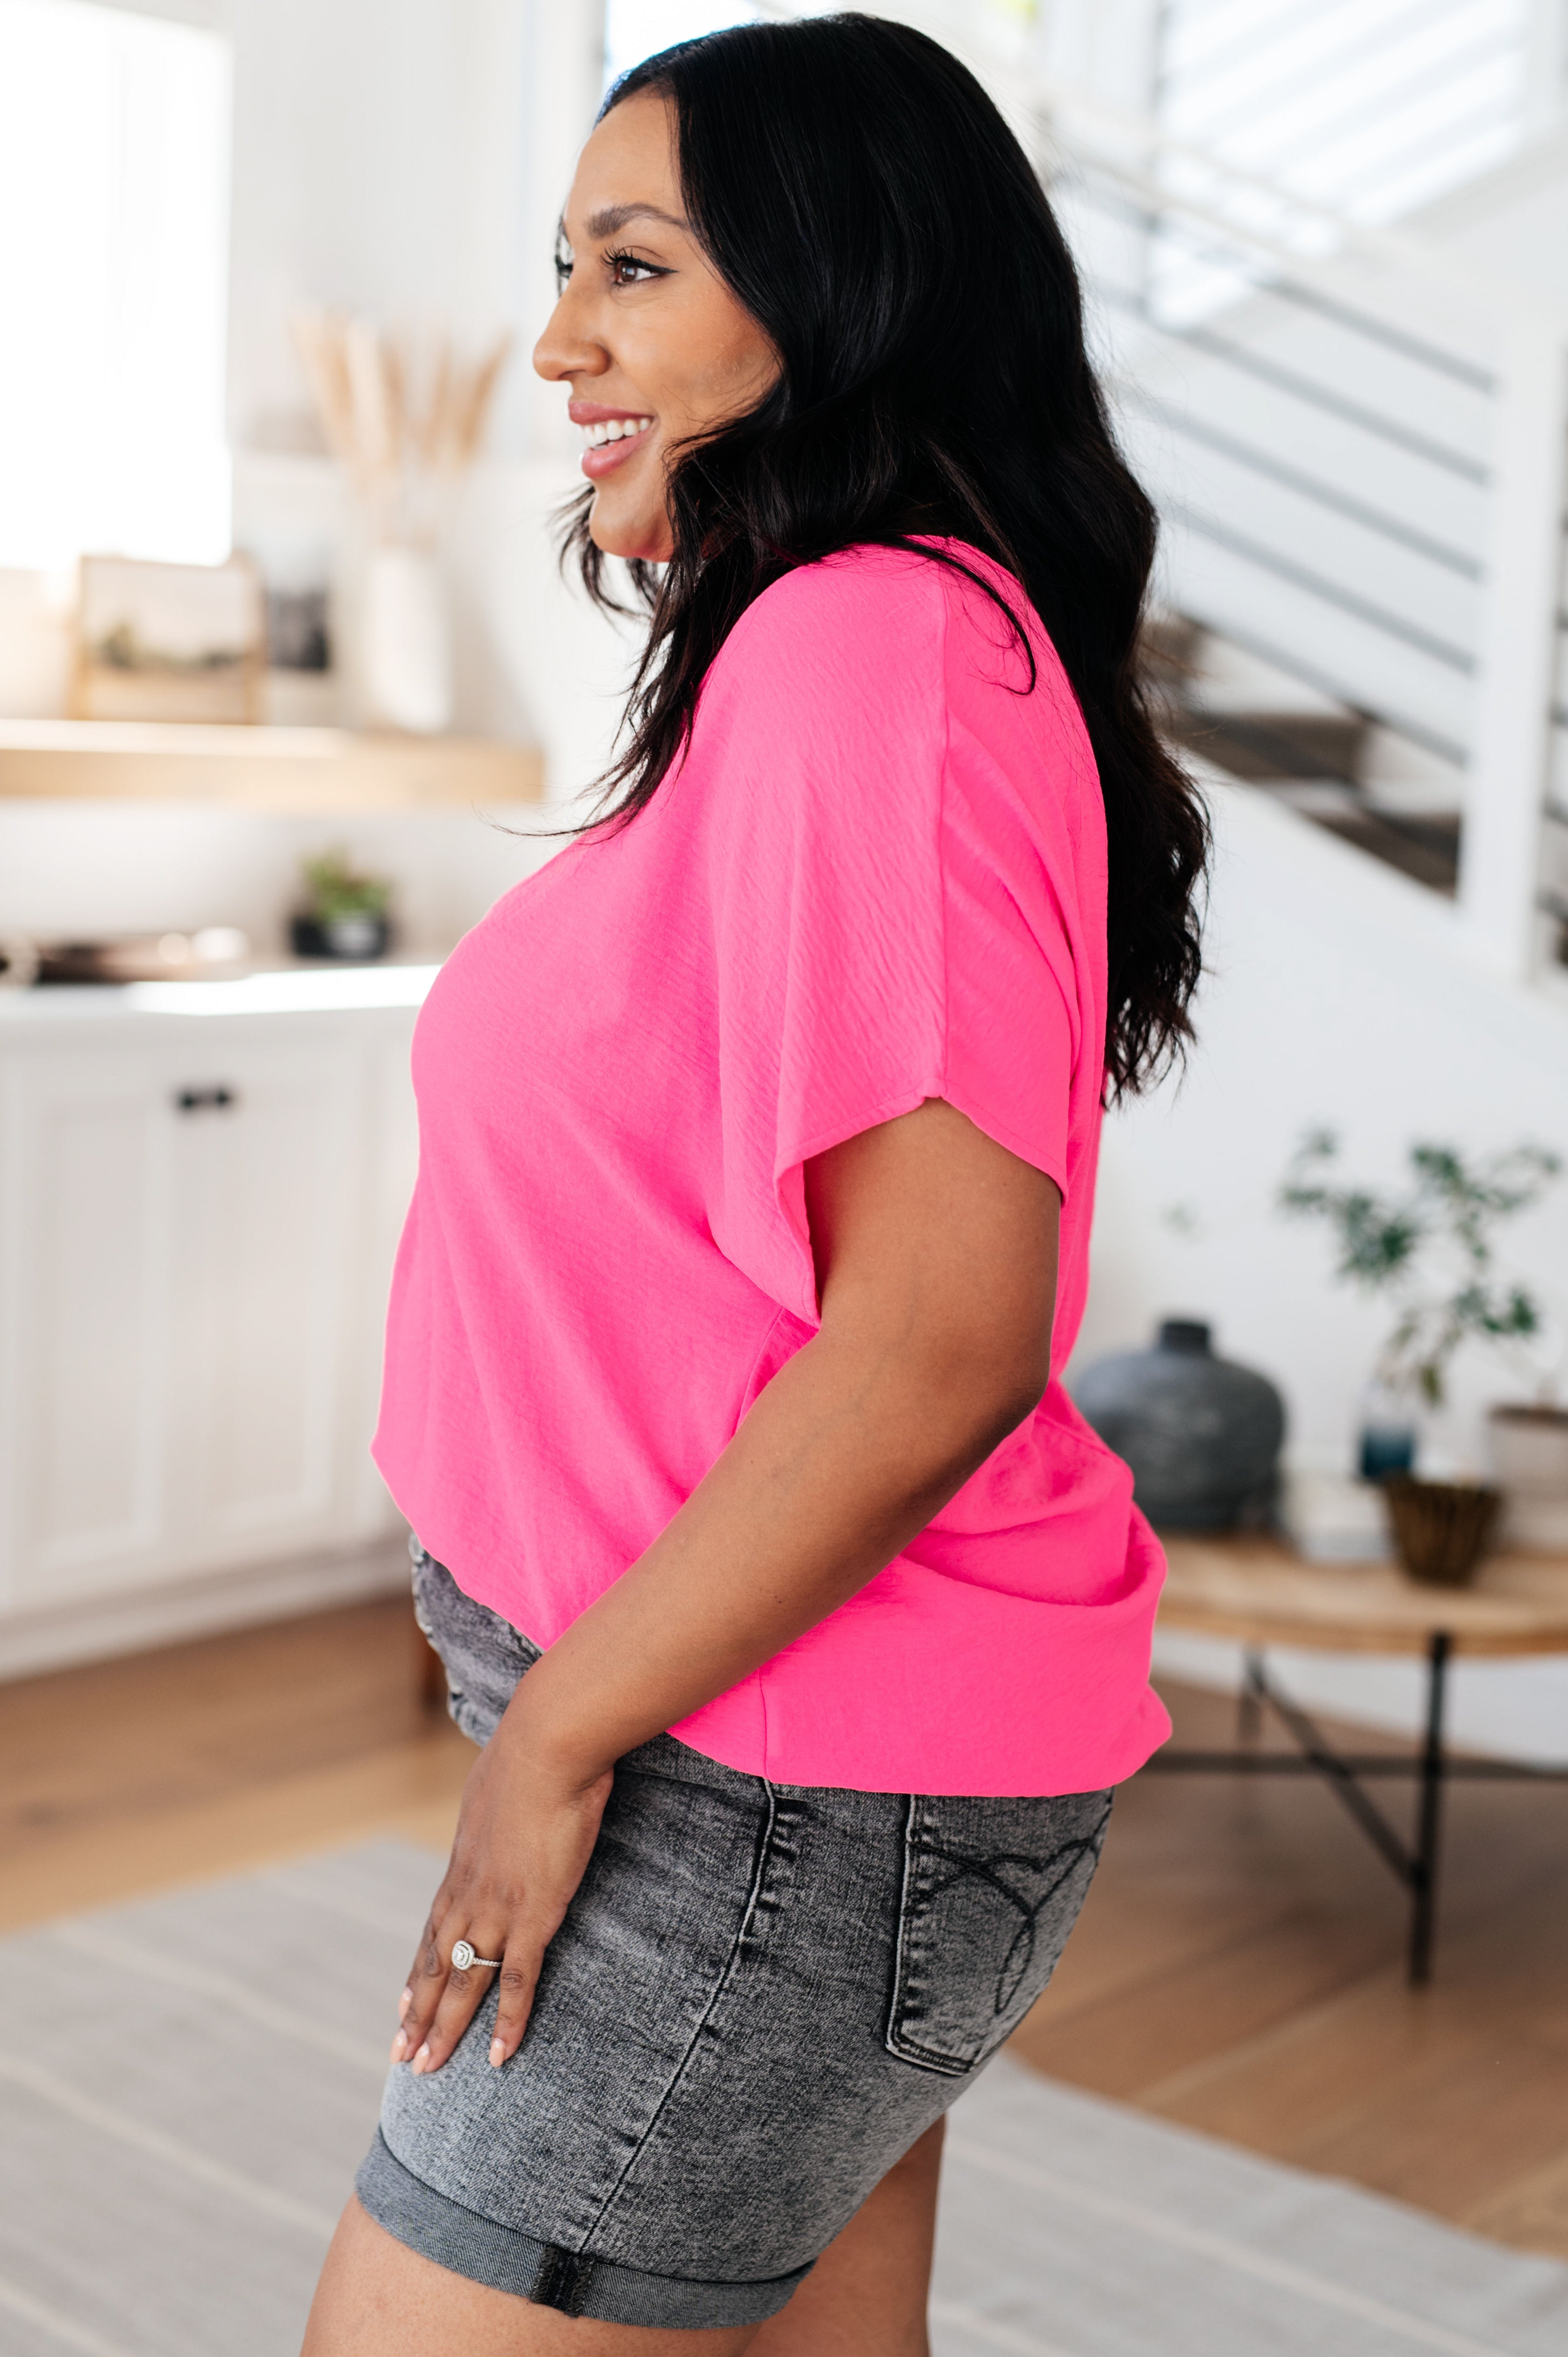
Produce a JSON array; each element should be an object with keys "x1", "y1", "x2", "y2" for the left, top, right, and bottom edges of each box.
[{"x1": 71, "y1": 553, "x2": 266, "y2": 724}]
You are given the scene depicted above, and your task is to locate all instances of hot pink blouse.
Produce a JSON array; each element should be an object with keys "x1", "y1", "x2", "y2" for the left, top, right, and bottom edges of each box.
[{"x1": 372, "y1": 543, "x2": 1168, "y2": 1795}]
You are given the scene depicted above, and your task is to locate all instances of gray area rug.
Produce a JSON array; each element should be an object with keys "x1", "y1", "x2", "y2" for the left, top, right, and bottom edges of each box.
[{"x1": 1, "y1": 1841, "x2": 1565, "y2": 2356}]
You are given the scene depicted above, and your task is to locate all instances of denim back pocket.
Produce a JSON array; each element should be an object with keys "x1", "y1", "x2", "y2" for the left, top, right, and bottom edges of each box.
[{"x1": 885, "y1": 1787, "x2": 1112, "y2": 2077}]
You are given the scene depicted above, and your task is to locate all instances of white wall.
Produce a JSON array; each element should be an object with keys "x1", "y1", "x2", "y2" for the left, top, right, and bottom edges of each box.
[
  {"x1": 1075, "y1": 774, "x2": 1568, "y2": 1761},
  {"x1": 226, "y1": 0, "x2": 604, "y2": 462},
  {"x1": 228, "y1": 0, "x2": 526, "y2": 453},
  {"x1": 1035, "y1": 0, "x2": 1162, "y2": 110},
  {"x1": 1074, "y1": 777, "x2": 1568, "y2": 1466},
  {"x1": 0, "y1": 797, "x2": 549, "y2": 954},
  {"x1": 1415, "y1": 122, "x2": 1568, "y2": 300},
  {"x1": 224, "y1": 0, "x2": 620, "y2": 795}
]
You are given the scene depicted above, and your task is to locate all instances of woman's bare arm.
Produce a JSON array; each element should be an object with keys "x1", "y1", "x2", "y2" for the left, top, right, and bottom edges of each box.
[{"x1": 394, "y1": 1097, "x2": 1060, "y2": 2074}]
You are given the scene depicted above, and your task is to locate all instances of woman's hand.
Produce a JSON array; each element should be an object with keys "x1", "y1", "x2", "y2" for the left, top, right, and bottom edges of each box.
[{"x1": 393, "y1": 1707, "x2": 614, "y2": 2076}]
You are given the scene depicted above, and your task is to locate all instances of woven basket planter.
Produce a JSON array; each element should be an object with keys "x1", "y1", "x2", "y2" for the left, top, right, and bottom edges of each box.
[{"x1": 1385, "y1": 1477, "x2": 1500, "y2": 1588}]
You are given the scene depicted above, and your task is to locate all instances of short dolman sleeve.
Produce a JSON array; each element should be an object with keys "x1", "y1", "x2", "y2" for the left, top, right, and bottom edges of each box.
[{"x1": 694, "y1": 547, "x2": 1095, "y2": 1329}]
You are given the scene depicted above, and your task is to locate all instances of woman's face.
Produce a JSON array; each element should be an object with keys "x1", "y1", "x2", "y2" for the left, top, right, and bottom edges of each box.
[{"x1": 533, "y1": 91, "x2": 779, "y2": 563}]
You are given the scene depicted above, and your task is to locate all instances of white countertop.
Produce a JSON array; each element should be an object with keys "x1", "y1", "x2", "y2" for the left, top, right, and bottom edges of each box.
[{"x1": 0, "y1": 960, "x2": 442, "y2": 1023}]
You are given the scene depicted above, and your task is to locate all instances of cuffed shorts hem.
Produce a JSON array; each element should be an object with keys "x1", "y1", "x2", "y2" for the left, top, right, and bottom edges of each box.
[{"x1": 356, "y1": 2131, "x2": 813, "y2": 2329}]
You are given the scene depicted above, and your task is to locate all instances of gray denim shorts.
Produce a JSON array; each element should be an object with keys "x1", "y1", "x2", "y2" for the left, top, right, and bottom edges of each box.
[{"x1": 356, "y1": 1543, "x2": 1112, "y2": 2330}]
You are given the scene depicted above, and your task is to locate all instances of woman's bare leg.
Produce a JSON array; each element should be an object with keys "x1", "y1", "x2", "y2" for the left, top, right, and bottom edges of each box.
[
  {"x1": 300, "y1": 2197, "x2": 760, "y2": 2357},
  {"x1": 749, "y1": 2120, "x2": 945, "y2": 2357}
]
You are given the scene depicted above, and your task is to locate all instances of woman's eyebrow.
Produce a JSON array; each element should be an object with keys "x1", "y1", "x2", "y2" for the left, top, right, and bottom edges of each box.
[{"x1": 584, "y1": 201, "x2": 690, "y2": 238}]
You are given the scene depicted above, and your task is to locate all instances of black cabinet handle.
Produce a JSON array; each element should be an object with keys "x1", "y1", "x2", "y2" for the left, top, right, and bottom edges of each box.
[{"x1": 173, "y1": 1085, "x2": 238, "y2": 1113}]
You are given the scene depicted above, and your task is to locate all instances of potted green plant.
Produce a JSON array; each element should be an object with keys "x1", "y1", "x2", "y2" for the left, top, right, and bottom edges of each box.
[
  {"x1": 1279, "y1": 1130, "x2": 1561, "y2": 1584},
  {"x1": 290, "y1": 847, "x2": 394, "y2": 961}
]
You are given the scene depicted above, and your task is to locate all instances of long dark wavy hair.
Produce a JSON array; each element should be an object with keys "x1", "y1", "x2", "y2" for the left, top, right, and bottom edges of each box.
[{"x1": 561, "y1": 12, "x2": 1207, "y2": 1098}]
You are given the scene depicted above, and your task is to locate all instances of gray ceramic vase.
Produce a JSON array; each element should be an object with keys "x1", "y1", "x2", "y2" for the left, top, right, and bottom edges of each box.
[{"x1": 1072, "y1": 1319, "x2": 1286, "y2": 1531}]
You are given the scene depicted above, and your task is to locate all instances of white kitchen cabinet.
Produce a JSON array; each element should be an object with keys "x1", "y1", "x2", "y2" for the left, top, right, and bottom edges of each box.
[
  {"x1": 0, "y1": 974, "x2": 429, "y2": 1667},
  {"x1": 1, "y1": 1045, "x2": 178, "y2": 1590},
  {"x1": 168, "y1": 1034, "x2": 367, "y2": 1562}
]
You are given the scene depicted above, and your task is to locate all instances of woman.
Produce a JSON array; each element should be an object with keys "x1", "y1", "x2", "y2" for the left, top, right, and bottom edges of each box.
[{"x1": 305, "y1": 15, "x2": 1206, "y2": 2355}]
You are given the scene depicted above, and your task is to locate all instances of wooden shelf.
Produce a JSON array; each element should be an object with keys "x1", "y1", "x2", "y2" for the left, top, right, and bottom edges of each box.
[{"x1": 0, "y1": 720, "x2": 544, "y2": 812}]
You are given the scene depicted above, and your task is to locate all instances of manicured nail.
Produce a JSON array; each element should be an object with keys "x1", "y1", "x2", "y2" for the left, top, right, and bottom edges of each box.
[
  {"x1": 489, "y1": 2039, "x2": 506, "y2": 2069},
  {"x1": 412, "y1": 2043, "x2": 430, "y2": 2074},
  {"x1": 398, "y1": 1988, "x2": 413, "y2": 2021},
  {"x1": 390, "y1": 2030, "x2": 407, "y2": 2060}
]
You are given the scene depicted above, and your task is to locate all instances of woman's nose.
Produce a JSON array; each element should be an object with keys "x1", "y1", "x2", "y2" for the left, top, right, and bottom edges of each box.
[{"x1": 533, "y1": 293, "x2": 604, "y2": 384}]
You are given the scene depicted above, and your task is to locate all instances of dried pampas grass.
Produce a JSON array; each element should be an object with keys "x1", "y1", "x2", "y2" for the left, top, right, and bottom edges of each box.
[{"x1": 292, "y1": 311, "x2": 512, "y2": 540}]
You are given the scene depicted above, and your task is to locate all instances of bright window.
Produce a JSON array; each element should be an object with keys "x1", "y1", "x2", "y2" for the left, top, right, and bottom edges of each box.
[
  {"x1": 604, "y1": 1, "x2": 759, "y2": 89},
  {"x1": 0, "y1": 0, "x2": 230, "y2": 570}
]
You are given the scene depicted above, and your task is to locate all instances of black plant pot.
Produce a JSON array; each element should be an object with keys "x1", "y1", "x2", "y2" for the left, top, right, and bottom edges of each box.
[
  {"x1": 290, "y1": 912, "x2": 391, "y2": 961},
  {"x1": 1072, "y1": 1319, "x2": 1286, "y2": 1532}
]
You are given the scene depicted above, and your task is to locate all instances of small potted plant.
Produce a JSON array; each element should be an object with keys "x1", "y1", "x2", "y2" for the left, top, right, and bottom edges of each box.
[
  {"x1": 1279, "y1": 1130, "x2": 1561, "y2": 1584},
  {"x1": 290, "y1": 847, "x2": 394, "y2": 961}
]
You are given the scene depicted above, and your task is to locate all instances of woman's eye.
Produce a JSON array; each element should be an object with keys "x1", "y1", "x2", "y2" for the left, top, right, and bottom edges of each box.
[
  {"x1": 554, "y1": 248, "x2": 573, "y2": 292},
  {"x1": 608, "y1": 250, "x2": 662, "y2": 287}
]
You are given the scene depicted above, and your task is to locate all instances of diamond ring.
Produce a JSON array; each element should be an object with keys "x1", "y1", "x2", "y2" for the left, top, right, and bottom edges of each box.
[{"x1": 450, "y1": 1939, "x2": 502, "y2": 1971}]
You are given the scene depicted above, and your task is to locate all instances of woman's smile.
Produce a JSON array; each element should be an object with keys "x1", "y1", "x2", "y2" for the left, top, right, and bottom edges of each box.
[{"x1": 569, "y1": 397, "x2": 656, "y2": 480}]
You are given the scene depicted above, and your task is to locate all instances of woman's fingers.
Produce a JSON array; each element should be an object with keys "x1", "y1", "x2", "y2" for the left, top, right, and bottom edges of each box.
[
  {"x1": 388, "y1": 1760, "x2": 614, "y2": 2074},
  {"x1": 393, "y1": 1903, "x2": 520, "y2": 2074},
  {"x1": 391, "y1": 1910, "x2": 454, "y2": 2065},
  {"x1": 389, "y1": 1916, "x2": 542, "y2": 2074},
  {"x1": 408, "y1": 1930, "x2": 517, "y2": 2074},
  {"x1": 489, "y1": 1950, "x2": 543, "y2": 2069}
]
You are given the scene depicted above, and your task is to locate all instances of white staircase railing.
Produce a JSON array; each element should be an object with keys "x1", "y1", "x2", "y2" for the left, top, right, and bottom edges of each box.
[{"x1": 1029, "y1": 72, "x2": 1568, "y2": 986}]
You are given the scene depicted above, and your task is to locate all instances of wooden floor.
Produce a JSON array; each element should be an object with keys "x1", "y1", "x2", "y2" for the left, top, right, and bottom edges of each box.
[
  {"x1": 4, "y1": 1597, "x2": 1567, "y2": 2263},
  {"x1": 0, "y1": 1594, "x2": 472, "y2": 1934}
]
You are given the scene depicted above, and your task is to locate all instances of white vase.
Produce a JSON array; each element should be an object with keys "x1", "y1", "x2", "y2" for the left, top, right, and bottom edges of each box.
[
  {"x1": 358, "y1": 542, "x2": 452, "y2": 734},
  {"x1": 1489, "y1": 1404, "x2": 1568, "y2": 1549}
]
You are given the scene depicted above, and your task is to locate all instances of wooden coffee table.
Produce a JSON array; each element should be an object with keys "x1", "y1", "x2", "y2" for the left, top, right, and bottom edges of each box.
[{"x1": 1151, "y1": 1537, "x2": 1568, "y2": 1983}]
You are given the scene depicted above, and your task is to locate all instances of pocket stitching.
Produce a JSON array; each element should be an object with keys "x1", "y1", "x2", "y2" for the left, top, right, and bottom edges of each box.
[
  {"x1": 887, "y1": 1798, "x2": 973, "y2": 2078},
  {"x1": 884, "y1": 1794, "x2": 1111, "y2": 2077}
]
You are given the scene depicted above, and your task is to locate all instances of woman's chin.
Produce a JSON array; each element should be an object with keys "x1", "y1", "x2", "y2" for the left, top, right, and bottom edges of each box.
[{"x1": 587, "y1": 494, "x2": 673, "y2": 565}]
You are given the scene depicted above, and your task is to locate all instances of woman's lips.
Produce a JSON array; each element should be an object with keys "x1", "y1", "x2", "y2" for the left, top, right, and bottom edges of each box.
[{"x1": 581, "y1": 430, "x2": 650, "y2": 482}]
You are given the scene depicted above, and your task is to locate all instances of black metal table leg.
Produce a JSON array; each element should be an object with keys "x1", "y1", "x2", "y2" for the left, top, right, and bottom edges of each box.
[
  {"x1": 1238, "y1": 1644, "x2": 1266, "y2": 1746},
  {"x1": 1408, "y1": 1631, "x2": 1452, "y2": 1985},
  {"x1": 1145, "y1": 1634, "x2": 1568, "y2": 1982}
]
